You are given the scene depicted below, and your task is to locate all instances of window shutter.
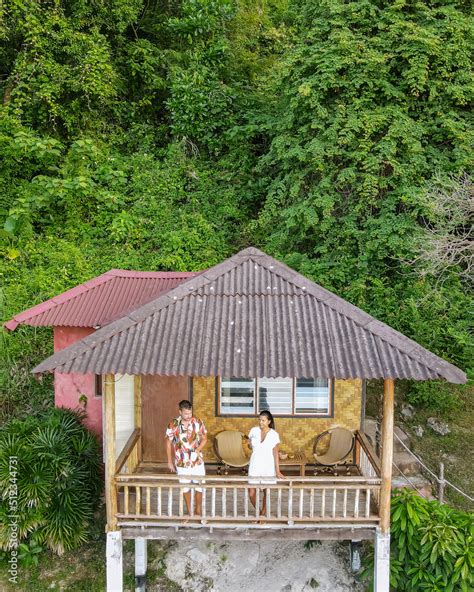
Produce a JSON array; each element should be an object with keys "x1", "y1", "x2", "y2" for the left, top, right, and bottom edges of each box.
[{"x1": 258, "y1": 378, "x2": 292, "y2": 414}]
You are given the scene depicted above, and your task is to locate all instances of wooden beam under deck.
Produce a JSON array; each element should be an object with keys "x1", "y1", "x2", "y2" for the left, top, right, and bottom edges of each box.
[{"x1": 121, "y1": 525, "x2": 377, "y2": 542}]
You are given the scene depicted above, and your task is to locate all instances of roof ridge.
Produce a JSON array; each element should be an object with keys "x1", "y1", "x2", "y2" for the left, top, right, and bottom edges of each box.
[
  {"x1": 232, "y1": 251, "x2": 375, "y2": 326},
  {"x1": 107, "y1": 269, "x2": 198, "y2": 278}
]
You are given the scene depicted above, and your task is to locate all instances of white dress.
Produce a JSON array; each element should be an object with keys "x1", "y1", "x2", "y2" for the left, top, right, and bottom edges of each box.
[{"x1": 248, "y1": 427, "x2": 280, "y2": 485}]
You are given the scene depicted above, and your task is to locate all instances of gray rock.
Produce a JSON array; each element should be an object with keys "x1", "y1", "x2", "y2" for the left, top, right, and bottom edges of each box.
[
  {"x1": 394, "y1": 426, "x2": 411, "y2": 451},
  {"x1": 187, "y1": 547, "x2": 212, "y2": 565},
  {"x1": 427, "y1": 417, "x2": 450, "y2": 436},
  {"x1": 392, "y1": 451, "x2": 421, "y2": 476},
  {"x1": 441, "y1": 452, "x2": 457, "y2": 464},
  {"x1": 413, "y1": 425, "x2": 424, "y2": 438},
  {"x1": 363, "y1": 418, "x2": 378, "y2": 447},
  {"x1": 392, "y1": 474, "x2": 433, "y2": 499},
  {"x1": 400, "y1": 403, "x2": 415, "y2": 420}
]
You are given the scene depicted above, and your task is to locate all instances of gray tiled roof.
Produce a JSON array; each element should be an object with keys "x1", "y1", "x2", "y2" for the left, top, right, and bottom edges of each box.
[{"x1": 32, "y1": 248, "x2": 466, "y2": 383}]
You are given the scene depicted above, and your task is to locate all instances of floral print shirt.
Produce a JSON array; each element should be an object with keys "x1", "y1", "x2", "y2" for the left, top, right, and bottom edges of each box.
[{"x1": 165, "y1": 416, "x2": 207, "y2": 468}]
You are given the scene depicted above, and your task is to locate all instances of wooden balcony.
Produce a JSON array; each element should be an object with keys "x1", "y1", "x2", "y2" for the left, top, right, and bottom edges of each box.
[{"x1": 112, "y1": 430, "x2": 381, "y2": 541}]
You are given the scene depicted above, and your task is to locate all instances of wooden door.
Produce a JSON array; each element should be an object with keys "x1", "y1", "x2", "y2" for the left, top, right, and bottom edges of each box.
[{"x1": 141, "y1": 375, "x2": 190, "y2": 462}]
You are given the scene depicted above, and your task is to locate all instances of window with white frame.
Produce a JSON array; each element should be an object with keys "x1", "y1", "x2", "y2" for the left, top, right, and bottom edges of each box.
[
  {"x1": 220, "y1": 378, "x2": 256, "y2": 414},
  {"x1": 219, "y1": 377, "x2": 331, "y2": 416},
  {"x1": 295, "y1": 378, "x2": 330, "y2": 414}
]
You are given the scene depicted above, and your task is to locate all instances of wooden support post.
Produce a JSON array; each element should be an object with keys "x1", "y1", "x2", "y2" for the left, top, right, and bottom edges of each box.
[
  {"x1": 374, "y1": 528, "x2": 390, "y2": 592},
  {"x1": 134, "y1": 376, "x2": 142, "y2": 464},
  {"x1": 379, "y1": 378, "x2": 394, "y2": 534},
  {"x1": 104, "y1": 373, "x2": 118, "y2": 531},
  {"x1": 135, "y1": 537, "x2": 147, "y2": 592},
  {"x1": 106, "y1": 531, "x2": 123, "y2": 591}
]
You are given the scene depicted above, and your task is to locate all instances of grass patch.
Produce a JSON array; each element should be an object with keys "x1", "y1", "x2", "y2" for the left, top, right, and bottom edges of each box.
[
  {"x1": 404, "y1": 386, "x2": 474, "y2": 511},
  {"x1": 0, "y1": 509, "x2": 181, "y2": 591},
  {"x1": 366, "y1": 379, "x2": 474, "y2": 512},
  {"x1": 1, "y1": 540, "x2": 107, "y2": 591}
]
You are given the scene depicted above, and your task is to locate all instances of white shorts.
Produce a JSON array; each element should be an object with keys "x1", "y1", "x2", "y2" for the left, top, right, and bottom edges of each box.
[
  {"x1": 177, "y1": 464, "x2": 206, "y2": 493},
  {"x1": 248, "y1": 476, "x2": 277, "y2": 486}
]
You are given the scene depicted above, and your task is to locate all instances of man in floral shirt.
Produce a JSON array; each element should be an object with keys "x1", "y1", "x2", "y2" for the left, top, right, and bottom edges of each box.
[{"x1": 165, "y1": 400, "x2": 207, "y2": 516}]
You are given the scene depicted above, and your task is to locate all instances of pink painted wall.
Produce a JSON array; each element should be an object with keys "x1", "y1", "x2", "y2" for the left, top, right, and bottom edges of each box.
[{"x1": 53, "y1": 327, "x2": 103, "y2": 437}]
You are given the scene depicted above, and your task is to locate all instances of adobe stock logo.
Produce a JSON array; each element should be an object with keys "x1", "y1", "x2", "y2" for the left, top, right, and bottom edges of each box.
[{"x1": 7, "y1": 456, "x2": 19, "y2": 584}]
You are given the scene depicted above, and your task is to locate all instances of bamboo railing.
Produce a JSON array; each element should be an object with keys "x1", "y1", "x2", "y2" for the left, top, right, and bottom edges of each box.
[
  {"x1": 355, "y1": 430, "x2": 380, "y2": 507},
  {"x1": 115, "y1": 428, "x2": 141, "y2": 475},
  {"x1": 114, "y1": 474, "x2": 381, "y2": 527},
  {"x1": 355, "y1": 431, "x2": 380, "y2": 477}
]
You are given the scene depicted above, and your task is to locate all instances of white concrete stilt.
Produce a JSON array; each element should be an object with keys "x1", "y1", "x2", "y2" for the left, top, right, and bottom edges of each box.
[
  {"x1": 106, "y1": 531, "x2": 123, "y2": 592},
  {"x1": 350, "y1": 540, "x2": 361, "y2": 572},
  {"x1": 374, "y1": 529, "x2": 390, "y2": 592},
  {"x1": 135, "y1": 537, "x2": 147, "y2": 592}
]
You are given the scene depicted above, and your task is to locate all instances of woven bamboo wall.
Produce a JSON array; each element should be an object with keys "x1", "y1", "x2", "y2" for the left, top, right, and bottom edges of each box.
[{"x1": 192, "y1": 377, "x2": 362, "y2": 461}]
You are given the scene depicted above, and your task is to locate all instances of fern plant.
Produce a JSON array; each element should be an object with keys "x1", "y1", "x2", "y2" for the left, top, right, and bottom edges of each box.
[{"x1": 0, "y1": 407, "x2": 102, "y2": 555}]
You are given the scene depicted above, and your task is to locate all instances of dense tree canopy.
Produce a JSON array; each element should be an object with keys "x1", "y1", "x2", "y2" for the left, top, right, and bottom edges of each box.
[
  {"x1": 253, "y1": 0, "x2": 473, "y2": 365},
  {"x1": 0, "y1": 0, "x2": 472, "y2": 419}
]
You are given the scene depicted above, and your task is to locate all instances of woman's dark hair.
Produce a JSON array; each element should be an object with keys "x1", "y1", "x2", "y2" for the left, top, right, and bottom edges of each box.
[{"x1": 259, "y1": 409, "x2": 275, "y2": 430}]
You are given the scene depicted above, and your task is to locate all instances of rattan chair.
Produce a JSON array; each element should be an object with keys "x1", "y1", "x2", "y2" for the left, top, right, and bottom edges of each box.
[
  {"x1": 313, "y1": 427, "x2": 355, "y2": 475},
  {"x1": 214, "y1": 430, "x2": 250, "y2": 475}
]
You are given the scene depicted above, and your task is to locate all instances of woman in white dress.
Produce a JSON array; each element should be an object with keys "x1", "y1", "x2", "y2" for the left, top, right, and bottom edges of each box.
[{"x1": 248, "y1": 410, "x2": 285, "y2": 516}]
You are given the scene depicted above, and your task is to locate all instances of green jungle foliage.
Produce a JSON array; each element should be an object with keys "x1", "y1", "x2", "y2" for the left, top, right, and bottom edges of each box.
[
  {"x1": 406, "y1": 380, "x2": 463, "y2": 414},
  {"x1": 252, "y1": 0, "x2": 473, "y2": 368},
  {"x1": 363, "y1": 489, "x2": 474, "y2": 591},
  {"x1": 0, "y1": 408, "x2": 102, "y2": 556},
  {"x1": 0, "y1": 0, "x2": 472, "y2": 423}
]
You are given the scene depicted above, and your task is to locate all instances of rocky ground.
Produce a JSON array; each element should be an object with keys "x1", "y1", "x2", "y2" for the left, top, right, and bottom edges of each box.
[
  {"x1": 162, "y1": 540, "x2": 364, "y2": 592},
  {"x1": 0, "y1": 535, "x2": 366, "y2": 591}
]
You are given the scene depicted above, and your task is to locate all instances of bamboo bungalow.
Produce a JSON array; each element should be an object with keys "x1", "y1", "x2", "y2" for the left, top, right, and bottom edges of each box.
[{"x1": 30, "y1": 247, "x2": 466, "y2": 592}]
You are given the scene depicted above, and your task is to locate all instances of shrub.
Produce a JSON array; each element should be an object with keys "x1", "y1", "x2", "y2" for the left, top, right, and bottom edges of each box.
[
  {"x1": 363, "y1": 489, "x2": 474, "y2": 591},
  {"x1": 406, "y1": 381, "x2": 462, "y2": 414},
  {"x1": 0, "y1": 407, "x2": 102, "y2": 556}
]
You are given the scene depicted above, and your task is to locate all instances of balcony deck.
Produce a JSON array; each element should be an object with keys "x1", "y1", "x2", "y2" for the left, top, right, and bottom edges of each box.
[{"x1": 112, "y1": 432, "x2": 381, "y2": 541}]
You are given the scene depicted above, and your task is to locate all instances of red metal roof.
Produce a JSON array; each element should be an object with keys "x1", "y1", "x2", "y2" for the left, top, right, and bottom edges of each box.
[{"x1": 4, "y1": 269, "x2": 198, "y2": 331}]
